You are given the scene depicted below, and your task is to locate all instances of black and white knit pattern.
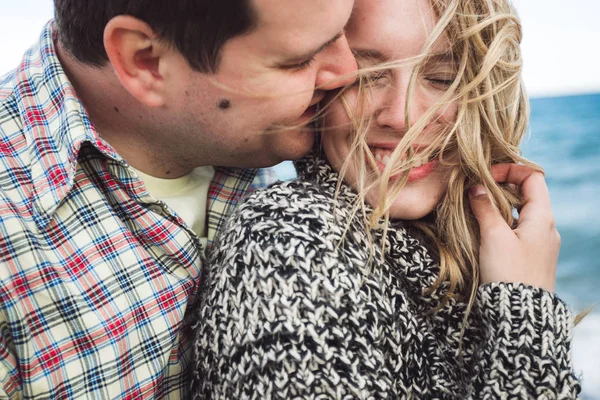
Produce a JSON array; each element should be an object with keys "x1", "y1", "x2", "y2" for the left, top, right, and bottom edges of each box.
[{"x1": 191, "y1": 152, "x2": 581, "y2": 399}]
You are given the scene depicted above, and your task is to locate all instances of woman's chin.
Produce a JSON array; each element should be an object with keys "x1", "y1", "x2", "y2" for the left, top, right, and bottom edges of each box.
[
  {"x1": 367, "y1": 194, "x2": 439, "y2": 221},
  {"x1": 389, "y1": 209, "x2": 432, "y2": 221}
]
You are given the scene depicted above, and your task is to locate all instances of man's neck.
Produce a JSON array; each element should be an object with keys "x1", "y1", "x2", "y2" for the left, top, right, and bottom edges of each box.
[{"x1": 56, "y1": 42, "x2": 194, "y2": 178}]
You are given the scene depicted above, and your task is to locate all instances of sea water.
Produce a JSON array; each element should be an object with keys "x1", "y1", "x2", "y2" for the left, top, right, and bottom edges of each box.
[
  {"x1": 525, "y1": 93, "x2": 600, "y2": 399},
  {"x1": 272, "y1": 92, "x2": 600, "y2": 398}
]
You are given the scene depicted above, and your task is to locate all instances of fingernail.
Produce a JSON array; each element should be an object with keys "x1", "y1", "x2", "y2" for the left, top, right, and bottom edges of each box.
[{"x1": 469, "y1": 185, "x2": 486, "y2": 197}]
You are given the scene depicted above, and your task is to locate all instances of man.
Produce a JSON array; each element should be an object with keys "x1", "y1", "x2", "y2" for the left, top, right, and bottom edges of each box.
[{"x1": 0, "y1": 0, "x2": 356, "y2": 397}]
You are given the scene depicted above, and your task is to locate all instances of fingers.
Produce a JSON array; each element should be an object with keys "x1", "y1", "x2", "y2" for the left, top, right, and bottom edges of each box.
[
  {"x1": 489, "y1": 164, "x2": 556, "y2": 248},
  {"x1": 468, "y1": 185, "x2": 511, "y2": 236},
  {"x1": 490, "y1": 163, "x2": 538, "y2": 185},
  {"x1": 490, "y1": 164, "x2": 550, "y2": 206},
  {"x1": 490, "y1": 164, "x2": 553, "y2": 224}
]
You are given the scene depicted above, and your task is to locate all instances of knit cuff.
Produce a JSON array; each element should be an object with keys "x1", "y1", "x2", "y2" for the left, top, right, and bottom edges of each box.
[{"x1": 477, "y1": 282, "x2": 573, "y2": 361}]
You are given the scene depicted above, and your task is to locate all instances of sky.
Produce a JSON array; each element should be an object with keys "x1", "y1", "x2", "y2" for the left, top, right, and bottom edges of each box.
[{"x1": 0, "y1": 0, "x2": 599, "y2": 98}]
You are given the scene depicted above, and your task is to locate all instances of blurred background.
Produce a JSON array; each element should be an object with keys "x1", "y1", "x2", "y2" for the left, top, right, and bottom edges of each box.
[{"x1": 1, "y1": 0, "x2": 598, "y2": 397}]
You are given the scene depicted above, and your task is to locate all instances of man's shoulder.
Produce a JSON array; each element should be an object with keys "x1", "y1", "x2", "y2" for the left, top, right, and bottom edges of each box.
[
  {"x1": 0, "y1": 69, "x2": 31, "y2": 209},
  {"x1": 0, "y1": 69, "x2": 23, "y2": 139},
  {"x1": 0, "y1": 67, "x2": 17, "y2": 101}
]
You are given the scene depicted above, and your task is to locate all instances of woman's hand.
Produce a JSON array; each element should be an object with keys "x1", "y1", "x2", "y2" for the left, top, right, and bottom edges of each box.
[{"x1": 468, "y1": 164, "x2": 559, "y2": 292}]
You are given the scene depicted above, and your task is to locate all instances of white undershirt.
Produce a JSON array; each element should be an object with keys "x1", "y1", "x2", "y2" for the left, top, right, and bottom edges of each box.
[{"x1": 134, "y1": 166, "x2": 215, "y2": 251}]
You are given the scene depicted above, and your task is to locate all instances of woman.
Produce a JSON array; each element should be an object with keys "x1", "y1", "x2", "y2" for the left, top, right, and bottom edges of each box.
[{"x1": 191, "y1": 0, "x2": 581, "y2": 398}]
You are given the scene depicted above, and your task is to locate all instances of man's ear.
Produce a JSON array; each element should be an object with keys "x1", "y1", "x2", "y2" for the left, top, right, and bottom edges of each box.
[{"x1": 104, "y1": 15, "x2": 170, "y2": 107}]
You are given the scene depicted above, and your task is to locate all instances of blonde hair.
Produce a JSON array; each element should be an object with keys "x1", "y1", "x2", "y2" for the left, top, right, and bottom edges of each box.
[{"x1": 330, "y1": 0, "x2": 540, "y2": 307}]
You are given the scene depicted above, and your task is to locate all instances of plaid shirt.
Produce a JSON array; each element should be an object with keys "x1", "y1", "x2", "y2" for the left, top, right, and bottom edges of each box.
[{"x1": 0, "y1": 22, "x2": 277, "y2": 399}]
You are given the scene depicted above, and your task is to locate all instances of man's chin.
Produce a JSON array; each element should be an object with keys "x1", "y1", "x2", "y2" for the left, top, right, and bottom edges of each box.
[
  {"x1": 274, "y1": 128, "x2": 316, "y2": 162},
  {"x1": 215, "y1": 128, "x2": 316, "y2": 169},
  {"x1": 219, "y1": 144, "x2": 314, "y2": 169}
]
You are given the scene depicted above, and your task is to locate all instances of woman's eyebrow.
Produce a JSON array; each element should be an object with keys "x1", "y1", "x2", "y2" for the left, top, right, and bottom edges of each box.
[
  {"x1": 427, "y1": 51, "x2": 456, "y2": 64},
  {"x1": 353, "y1": 49, "x2": 456, "y2": 66},
  {"x1": 279, "y1": 32, "x2": 344, "y2": 65},
  {"x1": 351, "y1": 48, "x2": 387, "y2": 63}
]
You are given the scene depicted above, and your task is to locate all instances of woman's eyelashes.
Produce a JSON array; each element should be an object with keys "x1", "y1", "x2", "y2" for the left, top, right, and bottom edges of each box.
[
  {"x1": 355, "y1": 70, "x2": 455, "y2": 90},
  {"x1": 425, "y1": 75, "x2": 456, "y2": 89},
  {"x1": 350, "y1": 68, "x2": 391, "y2": 87},
  {"x1": 365, "y1": 71, "x2": 390, "y2": 86},
  {"x1": 350, "y1": 56, "x2": 457, "y2": 90},
  {"x1": 423, "y1": 62, "x2": 458, "y2": 89}
]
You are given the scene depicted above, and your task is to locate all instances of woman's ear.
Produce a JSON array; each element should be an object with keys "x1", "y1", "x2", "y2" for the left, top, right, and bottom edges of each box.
[{"x1": 103, "y1": 15, "x2": 170, "y2": 107}]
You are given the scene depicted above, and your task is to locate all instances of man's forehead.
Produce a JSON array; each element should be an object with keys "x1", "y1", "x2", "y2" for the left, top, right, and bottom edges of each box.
[
  {"x1": 249, "y1": 0, "x2": 354, "y2": 54},
  {"x1": 252, "y1": 0, "x2": 354, "y2": 30}
]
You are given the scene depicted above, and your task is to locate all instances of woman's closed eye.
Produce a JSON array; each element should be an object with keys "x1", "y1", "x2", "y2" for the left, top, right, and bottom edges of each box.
[
  {"x1": 425, "y1": 74, "x2": 456, "y2": 89},
  {"x1": 423, "y1": 59, "x2": 458, "y2": 90},
  {"x1": 351, "y1": 50, "x2": 392, "y2": 87},
  {"x1": 351, "y1": 68, "x2": 391, "y2": 88}
]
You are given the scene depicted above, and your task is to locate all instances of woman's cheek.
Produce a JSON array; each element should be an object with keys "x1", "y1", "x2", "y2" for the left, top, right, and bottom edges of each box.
[
  {"x1": 440, "y1": 100, "x2": 459, "y2": 122},
  {"x1": 325, "y1": 98, "x2": 354, "y2": 134}
]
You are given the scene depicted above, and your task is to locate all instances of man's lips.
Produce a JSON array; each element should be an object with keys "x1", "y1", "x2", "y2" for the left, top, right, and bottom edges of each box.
[
  {"x1": 298, "y1": 94, "x2": 325, "y2": 121},
  {"x1": 309, "y1": 92, "x2": 326, "y2": 108},
  {"x1": 299, "y1": 104, "x2": 318, "y2": 121}
]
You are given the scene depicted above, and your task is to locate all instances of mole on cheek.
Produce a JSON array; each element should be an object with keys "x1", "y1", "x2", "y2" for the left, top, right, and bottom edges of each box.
[{"x1": 217, "y1": 99, "x2": 232, "y2": 110}]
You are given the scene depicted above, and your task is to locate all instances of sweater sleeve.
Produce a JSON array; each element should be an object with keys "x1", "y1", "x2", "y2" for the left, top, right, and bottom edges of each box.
[
  {"x1": 191, "y1": 195, "x2": 391, "y2": 399},
  {"x1": 471, "y1": 282, "x2": 581, "y2": 399}
]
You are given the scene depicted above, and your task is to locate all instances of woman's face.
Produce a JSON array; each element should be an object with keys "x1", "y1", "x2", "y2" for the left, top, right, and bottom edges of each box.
[{"x1": 322, "y1": 0, "x2": 458, "y2": 220}]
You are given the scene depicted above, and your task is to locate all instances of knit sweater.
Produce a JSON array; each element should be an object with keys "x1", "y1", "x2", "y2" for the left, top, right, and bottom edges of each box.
[{"x1": 191, "y1": 153, "x2": 581, "y2": 399}]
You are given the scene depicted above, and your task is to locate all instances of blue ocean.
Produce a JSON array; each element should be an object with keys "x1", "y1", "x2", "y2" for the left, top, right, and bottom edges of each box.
[
  {"x1": 526, "y1": 93, "x2": 600, "y2": 399},
  {"x1": 274, "y1": 92, "x2": 600, "y2": 398}
]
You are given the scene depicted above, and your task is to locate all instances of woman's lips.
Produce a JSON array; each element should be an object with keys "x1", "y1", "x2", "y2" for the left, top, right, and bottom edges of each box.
[
  {"x1": 406, "y1": 159, "x2": 438, "y2": 182},
  {"x1": 370, "y1": 145, "x2": 438, "y2": 182},
  {"x1": 374, "y1": 158, "x2": 438, "y2": 182}
]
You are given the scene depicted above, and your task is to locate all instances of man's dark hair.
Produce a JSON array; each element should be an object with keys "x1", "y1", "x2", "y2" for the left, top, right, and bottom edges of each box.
[{"x1": 53, "y1": 0, "x2": 258, "y2": 73}]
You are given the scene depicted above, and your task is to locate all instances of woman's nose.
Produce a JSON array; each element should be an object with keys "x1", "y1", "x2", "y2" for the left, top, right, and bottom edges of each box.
[{"x1": 375, "y1": 83, "x2": 409, "y2": 133}]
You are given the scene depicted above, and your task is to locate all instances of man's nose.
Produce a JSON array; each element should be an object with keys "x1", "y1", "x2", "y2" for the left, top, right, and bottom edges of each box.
[{"x1": 316, "y1": 34, "x2": 358, "y2": 91}]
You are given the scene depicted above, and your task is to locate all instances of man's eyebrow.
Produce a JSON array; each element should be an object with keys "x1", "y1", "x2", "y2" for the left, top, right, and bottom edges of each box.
[{"x1": 280, "y1": 32, "x2": 344, "y2": 65}]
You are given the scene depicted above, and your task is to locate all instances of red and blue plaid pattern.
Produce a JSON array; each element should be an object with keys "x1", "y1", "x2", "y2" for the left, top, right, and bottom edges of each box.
[{"x1": 0, "y1": 22, "x2": 276, "y2": 399}]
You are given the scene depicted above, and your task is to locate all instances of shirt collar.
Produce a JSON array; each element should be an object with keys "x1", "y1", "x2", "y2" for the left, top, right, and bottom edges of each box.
[{"x1": 12, "y1": 21, "x2": 123, "y2": 229}]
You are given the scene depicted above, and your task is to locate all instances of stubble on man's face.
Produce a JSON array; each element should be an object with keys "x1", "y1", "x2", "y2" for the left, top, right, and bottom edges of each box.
[{"x1": 161, "y1": 0, "x2": 357, "y2": 169}]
